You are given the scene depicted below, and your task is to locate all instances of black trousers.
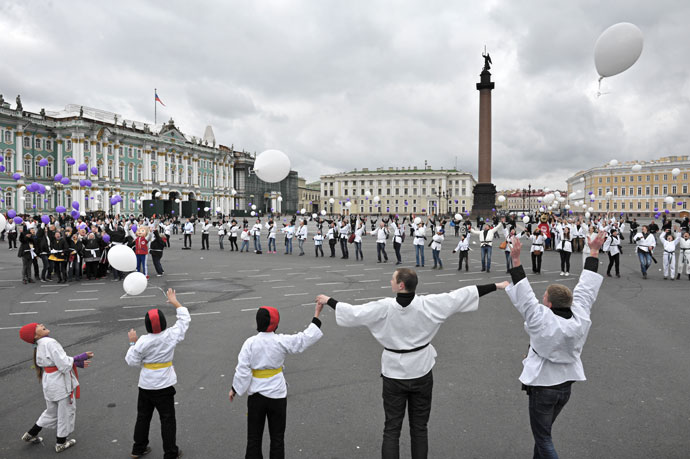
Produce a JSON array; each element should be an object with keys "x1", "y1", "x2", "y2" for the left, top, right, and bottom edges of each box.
[
  {"x1": 230, "y1": 236, "x2": 239, "y2": 251},
  {"x1": 381, "y1": 370, "x2": 433, "y2": 459},
  {"x1": 55, "y1": 261, "x2": 67, "y2": 282},
  {"x1": 329, "y1": 239, "x2": 337, "y2": 257},
  {"x1": 40, "y1": 254, "x2": 52, "y2": 279},
  {"x1": 32, "y1": 256, "x2": 40, "y2": 278},
  {"x1": 151, "y1": 252, "x2": 164, "y2": 275},
  {"x1": 393, "y1": 242, "x2": 402, "y2": 263},
  {"x1": 246, "y1": 393, "x2": 287, "y2": 459},
  {"x1": 183, "y1": 234, "x2": 192, "y2": 248},
  {"x1": 8, "y1": 232, "x2": 17, "y2": 248},
  {"x1": 531, "y1": 252, "x2": 542, "y2": 273},
  {"x1": 21, "y1": 257, "x2": 33, "y2": 281},
  {"x1": 607, "y1": 253, "x2": 620, "y2": 276},
  {"x1": 315, "y1": 245, "x2": 324, "y2": 257},
  {"x1": 458, "y1": 251, "x2": 469, "y2": 270},
  {"x1": 132, "y1": 386, "x2": 179, "y2": 459},
  {"x1": 201, "y1": 233, "x2": 209, "y2": 249},
  {"x1": 559, "y1": 251, "x2": 571, "y2": 273},
  {"x1": 85, "y1": 261, "x2": 99, "y2": 279},
  {"x1": 340, "y1": 238, "x2": 349, "y2": 258}
]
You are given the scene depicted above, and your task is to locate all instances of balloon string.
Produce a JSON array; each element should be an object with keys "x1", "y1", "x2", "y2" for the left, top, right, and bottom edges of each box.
[{"x1": 156, "y1": 287, "x2": 167, "y2": 298}]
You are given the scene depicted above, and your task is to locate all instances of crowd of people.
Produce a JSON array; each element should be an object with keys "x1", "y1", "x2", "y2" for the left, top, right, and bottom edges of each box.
[{"x1": 3, "y1": 210, "x2": 689, "y2": 286}]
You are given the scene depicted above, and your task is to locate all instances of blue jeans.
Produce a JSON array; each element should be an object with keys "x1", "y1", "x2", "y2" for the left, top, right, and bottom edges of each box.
[
  {"x1": 254, "y1": 236, "x2": 262, "y2": 252},
  {"x1": 355, "y1": 241, "x2": 363, "y2": 260},
  {"x1": 382, "y1": 370, "x2": 433, "y2": 459},
  {"x1": 505, "y1": 251, "x2": 513, "y2": 271},
  {"x1": 377, "y1": 242, "x2": 388, "y2": 262},
  {"x1": 481, "y1": 246, "x2": 492, "y2": 271},
  {"x1": 432, "y1": 249, "x2": 442, "y2": 268},
  {"x1": 638, "y1": 250, "x2": 652, "y2": 274},
  {"x1": 136, "y1": 254, "x2": 147, "y2": 276},
  {"x1": 268, "y1": 237, "x2": 276, "y2": 252},
  {"x1": 415, "y1": 244, "x2": 424, "y2": 266},
  {"x1": 285, "y1": 238, "x2": 292, "y2": 254},
  {"x1": 528, "y1": 384, "x2": 572, "y2": 459},
  {"x1": 240, "y1": 240, "x2": 249, "y2": 252},
  {"x1": 298, "y1": 238, "x2": 305, "y2": 254}
]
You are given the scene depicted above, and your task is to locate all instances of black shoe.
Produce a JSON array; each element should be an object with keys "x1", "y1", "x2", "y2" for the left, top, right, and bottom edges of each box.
[
  {"x1": 130, "y1": 446, "x2": 152, "y2": 458},
  {"x1": 607, "y1": 273, "x2": 612, "y2": 277},
  {"x1": 616, "y1": 274, "x2": 620, "y2": 278},
  {"x1": 377, "y1": 260, "x2": 382, "y2": 263},
  {"x1": 643, "y1": 272, "x2": 647, "y2": 279},
  {"x1": 677, "y1": 273, "x2": 681, "y2": 280},
  {"x1": 415, "y1": 264, "x2": 420, "y2": 267},
  {"x1": 396, "y1": 262, "x2": 402, "y2": 265},
  {"x1": 486, "y1": 270, "x2": 490, "y2": 273}
]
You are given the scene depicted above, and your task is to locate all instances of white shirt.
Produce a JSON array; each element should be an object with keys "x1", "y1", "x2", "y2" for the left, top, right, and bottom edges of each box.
[
  {"x1": 36, "y1": 337, "x2": 78, "y2": 401},
  {"x1": 266, "y1": 224, "x2": 276, "y2": 239},
  {"x1": 217, "y1": 224, "x2": 226, "y2": 236},
  {"x1": 372, "y1": 226, "x2": 388, "y2": 244},
  {"x1": 232, "y1": 323, "x2": 323, "y2": 399},
  {"x1": 202, "y1": 223, "x2": 212, "y2": 234},
  {"x1": 413, "y1": 226, "x2": 426, "y2": 246},
  {"x1": 125, "y1": 307, "x2": 191, "y2": 390},
  {"x1": 659, "y1": 234, "x2": 680, "y2": 253},
  {"x1": 339, "y1": 223, "x2": 350, "y2": 237},
  {"x1": 282, "y1": 226, "x2": 295, "y2": 239},
  {"x1": 603, "y1": 235, "x2": 621, "y2": 256},
  {"x1": 470, "y1": 223, "x2": 504, "y2": 246},
  {"x1": 229, "y1": 224, "x2": 239, "y2": 237},
  {"x1": 354, "y1": 226, "x2": 365, "y2": 243},
  {"x1": 634, "y1": 232, "x2": 656, "y2": 253},
  {"x1": 314, "y1": 234, "x2": 324, "y2": 245},
  {"x1": 431, "y1": 233, "x2": 444, "y2": 250},
  {"x1": 335, "y1": 287, "x2": 480, "y2": 379},
  {"x1": 183, "y1": 222, "x2": 194, "y2": 234},
  {"x1": 297, "y1": 225, "x2": 308, "y2": 240},
  {"x1": 454, "y1": 236, "x2": 470, "y2": 252},
  {"x1": 505, "y1": 268, "x2": 603, "y2": 386},
  {"x1": 241, "y1": 230, "x2": 251, "y2": 241},
  {"x1": 529, "y1": 234, "x2": 545, "y2": 253},
  {"x1": 251, "y1": 223, "x2": 262, "y2": 237},
  {"x1": 391, "y1": 224, "x2": 404, "y2": 244}
]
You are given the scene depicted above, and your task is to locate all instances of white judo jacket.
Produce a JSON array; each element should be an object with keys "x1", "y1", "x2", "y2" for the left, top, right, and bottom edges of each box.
[{"x1": 36, "y1": 337, "x2": 79, "y2": 401}]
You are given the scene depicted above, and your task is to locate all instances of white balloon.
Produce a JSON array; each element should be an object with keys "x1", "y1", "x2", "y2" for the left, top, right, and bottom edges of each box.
[
  {"x1": 609, "y1": 159, "x2": 618, "y2": 166},
  {"x1": 251, "y1": 204, "x2": 257, "y2": 210},
  {"x1": 569, "y1": 192, "x2": 576, "y2": 199},
  {"x1": 108, "y1": 245, "x2": 137, "y2": 271},
  {"x1": 554, "y1": 191, "x2": 561, "y2": 199},
  {"x1": 632, "y1": 164, "x2": 642, "y2": 172},
  {"x1": 454, "y1": 213, "x2": 462, "y2": 220},
  {"x1": 664, "y1": 196, "x2": 674, "y2": 204},
  {"x1": 204, "y1": 207, "x2": 210, "y2": 211},
  {"x1": 672, "y1": 168, "x2": 680, "y2": 177},
  {"x1": 579, "y1": 177, "x2": 585, "y2": 182},
  {"x1": 364, "y1": 190, "x2": 372, "y2": 197},
  {"x1": 96, "y1": 190, "x2": 101, "y2": 195},
  {"x1": 123, "y1": 272, "x2": 147, "y2": 296},
  {"x1": 312, "y1": 213, "x2": 318, "y2": 219},
  {"x1": 585, "y1": 212, "x2": 591, "y2": 219},
  {"x1": 231, "y1": 189, "x2": 237, "y2": 196},
  {"x1": 565, "y1": 204, "x2": 571, "y2": 210},
  {"x1": 522, "y1": 216, "x2": 530, "y2": 224},
  {"x1": 301, "y1": 208, "x2": 306, "y2": 213},
  {"x1": 606, "y1": 191, "x2": 613, "y2": 197},
  {"x1": 80, "y1": 211, "x2": 86, "y2": 216},
  {"x1": 345, "y1": 202, "x2": 352, "y2": 208},
  {"x1": 216, "y1": 206, "x2": 222, "y2": 212},
  {"x1": 254, "y1": 149, "x2": 291, "y2": 183},
  {"x1": 45, "y1": 185, "x2": 51, "y2": 191},
  {"x1": 497, "y1": 195, "x2": 506, "y2": 203},
  {"x1": 251, "y1": 211, "x2": 256, "y2": 216},
  {"x1": 558, "y1": 197, "x2": 566, "y2": 203},
  {"x1": 588, "y1": 207, "x2": 594, "y2": 212},
  {"x1": 544, "y1": 187, "x2": 550, "y2": 192},
  {"x1": 277, "y1": 196, "x2": 283, "y2": 202},
  {"x1": 320, "y1": 210, "x2": 326, "y2": 216},
  {"x1": 373, "y1": 196, "x2": 380, "y2": 203},
  {"x1": 594, "y1": 23, "x2": 644, "y2": 78},
  {"x1": 414, "y1": 217, "x2": 422, "y2": 225},
  {"x1": 155, "y1": 191, "x2": 161, "y2": 198},
  {"x1": 175, "y1": 198, "x2": 181, "y2": 203},
  {"x1": 328, "y1": 198, "x2": 335, "y2": 204},
  {"x1": 539, "y1": 206, "x2": 545, "y2": 212}
]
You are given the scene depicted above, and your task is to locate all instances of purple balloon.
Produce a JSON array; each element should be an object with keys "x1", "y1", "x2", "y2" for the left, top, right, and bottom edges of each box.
[
  {"x1": 79, "y1": 179, "x2": 86, "y2": 187},
  {"x1": 171, "y1": 210, "x2": 175, "y2": 214},
  {"x1": 404, "y1": 201, "x2": 408, "y2": 205},
  {"x1": 78, "y1": 223, "x2": 86, "y2": 230},
  {"x1": 12, "y1": 173, "x2": 21, "y2": 180},
  {"x1": 41, "y1": 215, "x2": 50, "y2": 224},
  {"x1": 66, "y1": 157, "x2": 75, "y2": 165},
  {"x1": 492, "y1": 208, "x2": 496, "y2": 211},
  {"x1": 78, "y1": 163, "x2": 88, "y2": 172},
  {"x1": 8, "y1": 209, "x2": 17, "y2": 218},
  {"x1": 26, "y1": 183, "x2": 35, "y2": 192},
  {"x1": 72, "y1": 201, "x2": 79, "y2": 210},
  {"x1": 102, "y1": 234, "x2": 111, "y2": 243},
  {"x1": 44, "y1": 199, "x2": 49, "y2": 202},
  {"x1": 131, "y1": 224, "x2": 138, "y2": 232},
  {"x1": 454, "y1": 200, "x2": 458, "y2": 203},
  {"x1": 61, "y1": 177, "x2": 70, "y2": 185},
  {"x1": 54, "y1": 173, "x2": 63, "y2": 182},
  {"x1": 678, "y1": 202, "x2": 683, "y2": 206},
  {"x1": 0, "y1": 165, "x2": 5, "y2": 172},
  {"x1": 90, "y1": 196, "x2": 94, "y2": 200},
  {"x1": 654, "y1": 207, "x2": 658, "y2": 212},
  {"x1": 90, "y1": 166, "x2": 98, "y2": 175},
  {"x1": 70, "y1": 210, "x2": 80, "y2": 219},
  {"x1": 422, "y1": 208, "x2": 426, "y2": 212},
  {"x1": 31, "y1": 205, "x2": 36, "y2": 209},
  {"x1": 149, "y1": 203, "x2": 153, "y2": 207},
  {"x1": 0, "y1": 155, "x2": 3, "y2": 162},
  {"x1": 84, "y1": 180, "x2": 92, "y2": 187},
  {"x1": 38, "y1": 184, "x2": 46, "y2": 194},
  {"x1": 14, "y1": 216, "x2": 23, "y2": 224},
  {"x1": 665, "y1": 209, "x2": 670, "y2": 214},
  {"x1": 39, "y1": 158, "x2": 48, "y2": 167},
  {"x1": 110, "y1": 198, "x2": 117, "y2": 206},
  {"x1": 56, "y1": 206, "x2": 66, "y2": 213}
]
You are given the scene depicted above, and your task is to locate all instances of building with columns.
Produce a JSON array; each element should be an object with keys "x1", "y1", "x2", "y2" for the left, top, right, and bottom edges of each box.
[
  {"x1": 320, "y1": 166, "x2": 476, "y2": 215},
  {"x1": 0, "y1": 96, "x2": 298, "y2": 217},
  {"x1": 297, "y1": 178, "x2": 321, "y2": 214}
]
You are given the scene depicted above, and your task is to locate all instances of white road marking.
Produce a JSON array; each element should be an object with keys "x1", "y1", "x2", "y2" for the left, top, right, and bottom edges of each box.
[
  {"x1": 69, "y1": 298, "x2": 99, "y2": 302},
  {"x1": 42, "y1": 284, "x2": 67, "y2": 288},
  {"x1": 355, "y1": 297, "x2": 385, "y2": 301},
  {"x1": 59, "y1": 321, "x2": 101, "y2": 326},
  {"x1": 120, "y1": 293, "x2": 156, "y2": 299},
  {"x1": 304, "y1": 277, "x2": 321, "y2": 280},
  {"x1": 344, "y1": 274, "x2": 364, "y2": 277},
  {"x1": 273, "y1": 285, "x2": 295, "y2": 288},
  {"x1": 203, "y1": 277, "x2": 219, "y2": 280},
  {"x1": 435, "y1": 273, "x2": 455, "y2": 277},
  {"x1": 241, "y1": 308, "x2": 258, "y2": 312},
  {"x1": 200, "y1": 271, "x2": 221, "y2": 274},
  {"x1": 358, "y1": 280, "x2": 380, "y2": 283},
  {"x1": 176, "y1": 292, "x2": 196, "y2": 295},
  {"x1": 262, "y1": 280, "x2": 283, "y2": 283},
  {"x1": 76, "y1": 290, "x2": 99, "y2": 293},
  {"x1": 35, "y1": 291, "x2": 58, "y2": 295},
  {"x1": 364, "y1": 268, "x2": 383, "y2": 271},
  {"x1": 284, "y1": 292, "x2": 308, "y2": 296},
  {"x1": 185, "y1": 301, "x2": 208, "y2": 305},
  {"x1": 190, "y1": 311, "x2": 220, "y2": 316},
  {"x1": 233, "y1": 297, "x2": 262, "y2": 301},
  {"x1": 10, "y1": 311, "x2": 39, "y2": 315},
  {"x1": 238, "y1": 269, "x2": 260, "y2": 272},
  {"x1": 20, "y1": 301, "x2": 47, "y2": 304},
  {"x1": 272, "y1": 267, "x2": 292, "y2": 271},
  {"x1": 123, "y1": 305, "x2": 152, "y2": 309},
  {"x1": 0, "y1": 326, "x2": 22, "y2": 330},
  {"x1": 345, "y1": 264, "x2": 360, "y2": 267},
  {"x1": 118, "y1": 317, "x2": 141, "y2": 322},
  {"x1": 0, "y1": 286, "x2": 15, "y2": 289},
  {"x1": 326, "y1": 270, "x2": 345, "y2": 273},
  {"x1": 333, "y1": 289, "x2": 362, "y2": 292},
  {"x1": 247, "y1": 274, "x2": 270, "y2": 277},
  {"x1": 0, "y1": 280, "x2": 19, "y2": 282},
  {"x1": 169, "y1": 273, "x2": 189, "y2": 276},
  {"x1": 84, "y1": 282, "x2": 105, "y2": 285},
  {"x1": 309, "y1": 266, "x2": 329, "y2": 269},
  {"x1": 425, "y1": 282, "x2": 444, "y2": 285},
  {"x1": 458, "y1": 278, "x2": 483, "y2": 282},
  {"x1": 65, "y1": 308, "x2": 97, "y2": 312},
  {"x1": 316, "y1": 282, "x2": 342, "y2": 285},
  {"x1": 223, "y1": 288, "x2": 244, "y2": 292}
]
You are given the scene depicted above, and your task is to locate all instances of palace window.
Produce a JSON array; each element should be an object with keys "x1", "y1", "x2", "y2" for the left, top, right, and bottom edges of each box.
[
  {"x1": 84, "y1": 142, "x2": 90, "y2": 153},
  {"x1": 4, "y1": 131, "x2": 12, "y2": 143},
  {"x1": 66, "y1": 140, "x2": 72, "y2": 151},
  {"x1": 5, "y1": 190, "x2": 13, "y2": 207},
  {"x1": 35, "y1": 158, "x2": 43, "y2": 177},
  {"x1": 35, "y1": 138, "x2": 41, "y2": 149},
  {"x1": 24, "y1": 137, "x2": 31, "y2": 148},
  {"x1": 107, "y1": 162, "x2": 113, "y2": 178},
  {"x1": 46, "y1": 160, "x2": 53, "y2": 177},
  {"x1": 119, "y1": 162, "x2": 125, "y2": 178},
  {"x1": 96, "y1": 143, "x2": 101, "y2": 154},
  {"x1": 24, "y1": 157, "x2": 32, "y2": 176}
]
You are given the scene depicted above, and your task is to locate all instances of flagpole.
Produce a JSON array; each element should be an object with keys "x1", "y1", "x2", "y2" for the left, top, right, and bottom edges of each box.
[{"x1": 154, "y1": 88, "x2": 157, "y2": 126}]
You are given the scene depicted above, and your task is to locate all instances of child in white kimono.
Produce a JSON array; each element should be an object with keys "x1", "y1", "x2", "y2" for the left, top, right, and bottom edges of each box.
[
  {"x1": 19, "y1": 323, "x2": 93, "y2": 453},
  {"x1": 659, "y1": 230, "x2": 681, "y2": 280}
]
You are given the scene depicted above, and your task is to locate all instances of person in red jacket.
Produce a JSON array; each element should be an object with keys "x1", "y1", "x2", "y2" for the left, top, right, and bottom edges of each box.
[{"x1": 132, "y1": 226, "x2": 152, "y2": 278}]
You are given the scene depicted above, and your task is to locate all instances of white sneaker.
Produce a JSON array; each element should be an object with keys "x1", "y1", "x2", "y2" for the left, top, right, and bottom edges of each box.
[
  {"x1": 559, "y1": 272, "x2": 564, "y2": 276},
  {"x1": 55, "y1": 439, "x2": 76, "y2": 453},
  {"x1": 21, "y1": 432, "x2": 42, "y2": 444},
  {"x1": 565, "y1": 272, "x2": 569, "y2": 276}
]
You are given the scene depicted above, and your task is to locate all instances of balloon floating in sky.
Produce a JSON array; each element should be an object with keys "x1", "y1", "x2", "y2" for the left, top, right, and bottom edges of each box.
[
  {"x1": 594, "y1": 23, "x2": 643, "y2": 79},
  {"x1": 254, "y1": 149, "x2": 291, "y2": 183},
  {"x1": 632, "y1": 164, "x2": 642, "y2": 172},
  {"x1": 671, "y1": 168, "x2": 680, "y2": 177}
]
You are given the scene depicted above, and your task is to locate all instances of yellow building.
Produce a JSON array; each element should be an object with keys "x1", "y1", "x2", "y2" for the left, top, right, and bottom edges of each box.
[
  {"x1": 297, "y1": 177, "x2": 321, "y2": 214},
  {"x1": 566, "y1": 156, "x2": 689, "y2": 217}
]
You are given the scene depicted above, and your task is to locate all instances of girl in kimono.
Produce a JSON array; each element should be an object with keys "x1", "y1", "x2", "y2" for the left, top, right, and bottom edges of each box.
[{"x1": 19, "y1": 323, "x2": 93, "y2": 453}]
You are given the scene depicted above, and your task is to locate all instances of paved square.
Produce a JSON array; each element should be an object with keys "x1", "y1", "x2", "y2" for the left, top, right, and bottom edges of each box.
[{"x1": 1, "y1": 225, "x2": 688, "y2": 458}]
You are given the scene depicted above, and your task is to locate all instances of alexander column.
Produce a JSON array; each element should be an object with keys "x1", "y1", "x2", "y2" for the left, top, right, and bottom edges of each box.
[{"x1": 472, "y1": 49, "x2": 497, "y2": 220}]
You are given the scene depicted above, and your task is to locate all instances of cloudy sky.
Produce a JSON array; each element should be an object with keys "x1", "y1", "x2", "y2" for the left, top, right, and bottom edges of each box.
[{"x1": 2, "y1": 0, "x2": 689, "y2": 190}]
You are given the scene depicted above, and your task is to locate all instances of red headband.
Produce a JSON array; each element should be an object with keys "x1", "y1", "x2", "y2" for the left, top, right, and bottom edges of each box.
[
  {"x1": 262, "y1": 306, "x2": 280, "y2": 332},
  {"x1": 147, "y1": 309, "x2": 162, "y2": 334}
]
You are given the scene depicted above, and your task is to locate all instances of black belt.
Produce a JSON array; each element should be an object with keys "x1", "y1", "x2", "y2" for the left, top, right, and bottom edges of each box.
[{"x1": 384, "y1": 342, "x2": 430, "y2": 354}]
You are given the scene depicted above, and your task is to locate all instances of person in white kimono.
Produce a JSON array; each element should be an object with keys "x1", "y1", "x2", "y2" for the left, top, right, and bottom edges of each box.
[
  {"x1": 229, "y1": 304, "x2": 324, "y2": 459},
  {"x1": 413, "y1": 220, "x2": 427, "y2": 267},
  {"x1": 371, "y1": 221, "x2": 389, "y2": 263},
  {"x1": 452, "y1": 233, "x2": 471, "y2": 271},
  {"x1": 528, "y1": 228, "x2": 546, "y2": 274},
  {"x1": 470, "y1": 221, "x2": 504, "y2": 272},
  {"x1": 266, "y1": 220, "x2": 277, "y2": 253},
  {"x1": 126, "y1": 288, "x2": 190, "y2": 459},
  {"x1": 676, "y1": 230, "x2": 690, "y2": 280},
  {"x1": 296, "y1": 220, "x2": 308, "y2": 256},
  {"x1": 315, "y1": 269, "x2": 507, "y2": 459},
  {"x1": 430, "y1": 228, "x2": 444, "y2": 269},
  {"x1": 354, "y1": 221, "x2": 365, "y2": 261},
  {"x1": 282, "y1": 223, "x2": 295, "y2": 255},
  {"x1": 338, "y1": 219, "x2": 351, "y2": 259},
  {"x1": 659, "y1": 229, "x2": 682, "y2": 280},
  {"x1": 503, "y1": 231, "x2": 605, "y2": 459},
  {"x1": 252, "y1": 219, "x2": 263, "y2": 254},
  {"x1": 19, "y1": 323, "x2": 93, "y2": 453},
  {"x1": 633, "y1": 226, "x2": 656, "y2": 279},
  {"x1": 556, "y1": 226, "x2": 573, "y2": 276}
]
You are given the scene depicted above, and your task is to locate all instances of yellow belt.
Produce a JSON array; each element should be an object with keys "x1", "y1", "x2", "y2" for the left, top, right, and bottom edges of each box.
[
  {"x1": 251, "y1": 367, "x2": 282, "y2": 378},
  {"x1": 143, "y1": 361, "x2": 173, "y2": 370}
]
